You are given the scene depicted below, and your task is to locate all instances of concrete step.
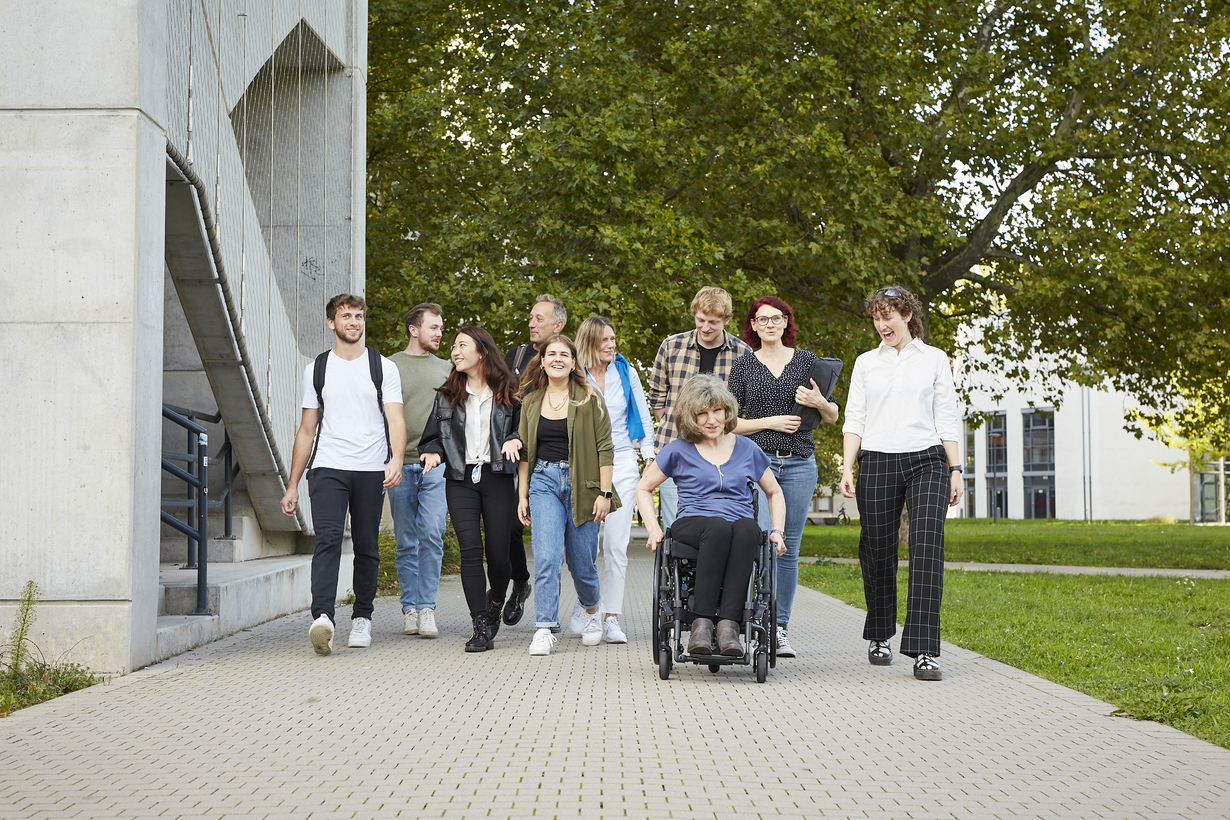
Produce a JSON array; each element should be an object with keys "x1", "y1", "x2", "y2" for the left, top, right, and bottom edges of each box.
[
  {"x1": 154, "y1": 552, "x2": 353, "y2": 663},
  {"x1": 160, "y1": 512, "x2": 297, "y2": 563}
]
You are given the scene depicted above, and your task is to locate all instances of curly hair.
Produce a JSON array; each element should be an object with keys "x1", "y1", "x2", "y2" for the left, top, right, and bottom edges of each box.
[
  {"x1": 674, "y1": 374, "x2": 739, "y2": 443},
  {"x1": 741, "y1": 295, "x2": 798, "y2": 348},
  {"x1": 437, "y1": 327, "x2": 519, "y2": 407},
  {"x1": 864, "y1": 284, "x2": 926, "y2": 341},
  {"x1": 517, "y1": 334, "x2": 595, "y2": 404}
]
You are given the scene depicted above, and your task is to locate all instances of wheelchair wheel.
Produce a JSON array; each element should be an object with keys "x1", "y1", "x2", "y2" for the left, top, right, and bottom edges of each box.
[
  {"x1": 658, "y1": 650, "x2": 672, "y2": 680},
  {"x1": 755, "y1": 650, "x2": 768, "y2": 683},
  {"x1": 651, "y1": 548, "x2": 664, "y2": 666},
  {"x1": 708, "y1": 664, "x2": 720, "y2": 673},
  {"x1": 767, "y1": 555, "x2": 778, "y2": 669}
]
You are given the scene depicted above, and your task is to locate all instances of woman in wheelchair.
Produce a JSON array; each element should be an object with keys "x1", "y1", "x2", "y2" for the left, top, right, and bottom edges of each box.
[{"x1": 636, "y1": 374, "x2": 786, "y2": 656}]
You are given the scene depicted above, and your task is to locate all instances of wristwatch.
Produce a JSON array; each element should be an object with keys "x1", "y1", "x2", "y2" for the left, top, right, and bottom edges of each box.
[
  {"x1": 599, "y1": 490, "x2": 613, "y2": 499},
  {"x1": 771, "y1": 528, "x2": 785, "y2": 537},
  {"x1": 948, "y1": 465, "x2": 963, "y2": 474}
]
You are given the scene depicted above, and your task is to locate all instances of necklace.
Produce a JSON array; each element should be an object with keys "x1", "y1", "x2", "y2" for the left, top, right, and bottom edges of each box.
[{"x1": 546, "y1": 390, "x2": 569, "y2": 411}]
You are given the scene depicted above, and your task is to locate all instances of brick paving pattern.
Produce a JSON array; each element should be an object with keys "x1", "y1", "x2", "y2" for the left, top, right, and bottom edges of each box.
[{"x1": 2, "y1": 547, "x2": 1227, "y2": 819}]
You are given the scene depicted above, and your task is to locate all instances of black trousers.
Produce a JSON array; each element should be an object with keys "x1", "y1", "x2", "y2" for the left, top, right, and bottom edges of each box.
[
  {"x1": 672, "y1": 516, "x2": 760, "y2": 622},
  {"x1": 308, "y1": 468, "x2": 384, "y2": 623},
  {"x1": 855, "y1": 445, "x2": 948, "y2": 657},
  {"x1": 446, "y1": 465, "x2": 516, "y2": 619},
  {"x1": 508, "y1": 518, "x2": 531, "y2": 584}
]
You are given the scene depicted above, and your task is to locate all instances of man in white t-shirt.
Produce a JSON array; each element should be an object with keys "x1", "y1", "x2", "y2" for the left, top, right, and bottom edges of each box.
[{"x1": 280, "y1": 294, "x2": 408, "y2": 655}]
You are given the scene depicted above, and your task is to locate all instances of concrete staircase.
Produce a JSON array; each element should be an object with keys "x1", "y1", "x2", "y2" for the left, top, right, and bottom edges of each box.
[{"x1": 153, "y1": 492, "x2": 353, "y2": 664}]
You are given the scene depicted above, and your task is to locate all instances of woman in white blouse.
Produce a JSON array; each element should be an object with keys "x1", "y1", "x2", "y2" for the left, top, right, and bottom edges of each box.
[
  {"x1": 838, "y1": 286, "x2": 962, "y2": 681},
  {"x1": 576, "y1": 315, "x2": 656, "y2": 644}
]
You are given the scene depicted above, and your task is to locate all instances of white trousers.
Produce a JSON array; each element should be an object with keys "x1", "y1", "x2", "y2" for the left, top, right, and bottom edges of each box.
[{"x1": 598, "y1": 450, "x2": 641, "y2": 615}]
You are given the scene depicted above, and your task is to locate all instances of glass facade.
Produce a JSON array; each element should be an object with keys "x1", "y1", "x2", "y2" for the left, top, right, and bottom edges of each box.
[
  {"x1": 1193, "y1": 458, "x2": 1228, "y2": 524},
  {"x1": 986, "y1": 412, "x2": 1007, "y2": 517}
]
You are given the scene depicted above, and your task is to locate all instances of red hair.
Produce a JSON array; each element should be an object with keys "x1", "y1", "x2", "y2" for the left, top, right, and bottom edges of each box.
[{"x1": 741, "y1": 295, "x2": 798, "y2": 348}]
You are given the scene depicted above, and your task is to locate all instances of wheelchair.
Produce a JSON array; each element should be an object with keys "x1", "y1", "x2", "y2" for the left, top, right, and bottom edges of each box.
[{"x1": 651, "y1": 482, "x2": 777, "y2": 683}]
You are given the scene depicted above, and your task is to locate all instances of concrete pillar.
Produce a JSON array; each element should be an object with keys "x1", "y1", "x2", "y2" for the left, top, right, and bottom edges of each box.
[{"x1": 0, "y1": 1, "x2": 168, "y2": 673}]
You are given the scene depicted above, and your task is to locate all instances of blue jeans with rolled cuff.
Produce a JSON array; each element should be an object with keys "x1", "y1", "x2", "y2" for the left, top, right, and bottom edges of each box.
[{"x1": 528, "y1": 460, "x2": 600, "y2": 629}]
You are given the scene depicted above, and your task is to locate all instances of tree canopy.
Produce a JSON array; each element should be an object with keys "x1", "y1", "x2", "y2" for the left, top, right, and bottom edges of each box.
[{"x1": 366, "y1": 0, "x2": 1230, "y2": 458}]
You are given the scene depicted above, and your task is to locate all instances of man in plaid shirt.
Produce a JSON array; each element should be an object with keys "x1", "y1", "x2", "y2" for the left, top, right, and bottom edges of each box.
[{"x1": 647, "y1": 286, "x2": 752, "y2": 527}]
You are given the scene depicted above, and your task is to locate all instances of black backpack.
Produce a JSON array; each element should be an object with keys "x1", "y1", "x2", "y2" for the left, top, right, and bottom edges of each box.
[{"x1": 306, "y1": 346, "x2": 393, "y2": 469}]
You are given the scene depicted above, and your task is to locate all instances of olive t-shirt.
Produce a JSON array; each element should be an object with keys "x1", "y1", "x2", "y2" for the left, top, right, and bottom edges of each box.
[{"x1": 390, "y1": 351, "x2": 452, "y2": 461}]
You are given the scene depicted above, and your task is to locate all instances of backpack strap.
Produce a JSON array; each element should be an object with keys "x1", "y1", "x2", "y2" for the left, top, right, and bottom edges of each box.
[
  {"x1": 512, "y1": 344, "x2": 532, "y2": 376},
  {"x1": 368, "y1": 346, "x2": 393, "y2": 464},
  {"x1": 306, "y1": 350, "x2": 330, "y2": 470}
]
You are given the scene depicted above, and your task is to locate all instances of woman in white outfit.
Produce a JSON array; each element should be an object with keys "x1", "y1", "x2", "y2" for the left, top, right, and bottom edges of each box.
[{"x1": 576, "y1": 315, "x2": 656, "y2": 644}]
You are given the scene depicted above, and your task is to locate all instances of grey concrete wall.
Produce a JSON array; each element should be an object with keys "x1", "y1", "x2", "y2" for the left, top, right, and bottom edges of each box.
[{"x1": 0, "y1": 0, "x2": 168, "y2": 673}]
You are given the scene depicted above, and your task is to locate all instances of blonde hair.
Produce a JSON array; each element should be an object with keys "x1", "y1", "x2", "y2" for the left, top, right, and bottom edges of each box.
[
  {"x1": 674, "y1": 374, "x2": 739, "y2": 443},
  {"x1": 575, "y1": 315, "x2": 615, "y2": 372},
  {"x1": 689, "y1": 286, "x2": 734, "y2": 320}
]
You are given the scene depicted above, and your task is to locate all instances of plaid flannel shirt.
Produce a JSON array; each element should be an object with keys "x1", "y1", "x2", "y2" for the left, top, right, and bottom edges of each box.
[{"x1": 647, "y1": 330, "x2": 752, "y2": 452}]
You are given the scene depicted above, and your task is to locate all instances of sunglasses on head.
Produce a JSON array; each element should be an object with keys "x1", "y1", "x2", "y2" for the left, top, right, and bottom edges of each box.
[{"x1": 876, "y1": 287, "x2": 903, "y2": 298}]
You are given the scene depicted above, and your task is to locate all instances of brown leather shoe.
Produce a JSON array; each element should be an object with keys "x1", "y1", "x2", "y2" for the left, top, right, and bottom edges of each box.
[
  {"x1": 716, "y1": 619, "x2": 743, "y2": 656},
  {"x1": 687, "y1": 618, "x2": 714, "y2": 654}
]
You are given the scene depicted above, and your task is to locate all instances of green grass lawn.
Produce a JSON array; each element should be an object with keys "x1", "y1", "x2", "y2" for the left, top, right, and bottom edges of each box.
[
  {"x1": 799, "y1": 562, "x2": 1230, "y2": 750},
  {"x1": 801, "y1": 518, "x2": 1230, "y2": 570}
]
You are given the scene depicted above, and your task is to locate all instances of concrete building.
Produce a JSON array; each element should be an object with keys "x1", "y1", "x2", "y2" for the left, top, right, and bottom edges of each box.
[{"x1": 0, "y1": 1, "x2": 368, "y2": 674}]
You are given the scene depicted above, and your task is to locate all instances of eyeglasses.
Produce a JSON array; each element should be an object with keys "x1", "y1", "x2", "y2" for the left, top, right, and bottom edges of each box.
[
  {"x1": 876, "y1": 288, "x2": 903, "y2": 298},
  {"x1": 753, "y1": 314, "x2": 787, "y2": 327}
]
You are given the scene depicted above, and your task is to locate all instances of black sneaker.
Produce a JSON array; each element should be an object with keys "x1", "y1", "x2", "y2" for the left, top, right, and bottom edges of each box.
[{"x1": 913, "y1": 653, "x2": 942, "y2": 680}]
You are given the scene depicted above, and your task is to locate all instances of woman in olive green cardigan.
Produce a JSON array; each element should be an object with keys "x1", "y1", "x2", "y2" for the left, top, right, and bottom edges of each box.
[{"x1": 517, "y1": 335, "x2": 620, "y2": 656}]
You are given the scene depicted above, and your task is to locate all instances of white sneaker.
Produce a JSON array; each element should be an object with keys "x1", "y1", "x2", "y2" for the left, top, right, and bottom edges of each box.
[
  {"x1": 529, "y1": 628, "x2": 557, "y2": 656},
  {"x1": 775, "y1": 625, "x2": 796, "y2": 658},
  {"x1": 603, "y1": 616, "x2": 627, "y2": 644},
  {"x1": 403, "y1": 608, "x2": 419, "y2": 635},
  {"x1": 348, "y1": 617, "x2": 372, "y2": 648},
  {"x1": 417, "y1": 608, "x2": 438, "y2": 638},
  {"x1": 581, "y1": 611, "x2": 603, "y2": 646},
  {"x1": 309, "y1": 614, "x2": 334, "y2": 655},
  {"x1": 568, "y1": 600, "x2": 587, "y2": 635}
]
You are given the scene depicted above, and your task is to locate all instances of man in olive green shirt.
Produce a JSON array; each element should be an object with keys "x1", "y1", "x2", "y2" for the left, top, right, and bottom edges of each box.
[{"x1": 388, "y1": 303, "x2": 452, "y2": 637}]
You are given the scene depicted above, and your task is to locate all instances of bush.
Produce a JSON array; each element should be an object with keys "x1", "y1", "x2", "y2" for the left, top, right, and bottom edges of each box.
[{"x1": 1, "y1": 581, "x2": 101, "y2": 717}]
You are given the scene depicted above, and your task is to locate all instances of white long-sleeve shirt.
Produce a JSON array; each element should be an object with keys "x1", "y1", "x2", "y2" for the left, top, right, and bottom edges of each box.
[
  {"x1": 842, "y1": 338, "x2": 959, "y2": 453},
  {"x1": 586, "y1": 360, "x2": 656, "y2": 462}
]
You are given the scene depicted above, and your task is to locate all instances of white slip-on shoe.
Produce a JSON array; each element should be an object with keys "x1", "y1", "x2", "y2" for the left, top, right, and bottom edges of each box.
[
  {"x1": 403, "y1": 608, "x2": 419, "y2": 635},
  {"x1": 529, "y1": 628, "x2": 558, "y2": 656},
  {"x1": 568, "y1": 600, "x2": 587, "y2": 635},
  {"x1": 309, "y1": 614, "x2": 334, "y2": 656},
  {"x1": 603, "y1": 616, "x2": 627, "y2": 644},
  {"x1": 417, "y1": 608, "x2": 438, "y2": 638},
  {"x1": 348, "y1": 617, "x2": 372, "y2": 648},
  {"x1": 581, "y1": 611, "x2": 603, "y2": 646}
]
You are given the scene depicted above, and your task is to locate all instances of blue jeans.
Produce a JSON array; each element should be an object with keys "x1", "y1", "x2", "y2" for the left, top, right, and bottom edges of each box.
[
  {"x1": 755, "y1": 452, "x2": 818, "y2": 626},
  {"x1": 658, "y1": 476, "x2": 678, "y2": 529},
  {"x1": 387, "y1": 463, "x2": 448, "y2": 612},
  {"x1": 528, "y1": 460, "x2": 600, "y2": 628}
]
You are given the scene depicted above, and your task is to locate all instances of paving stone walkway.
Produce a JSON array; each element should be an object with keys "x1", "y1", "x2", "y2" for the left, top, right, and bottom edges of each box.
[{"x1": 2, "y1": 547, "x2": 1228, "y2": 819}]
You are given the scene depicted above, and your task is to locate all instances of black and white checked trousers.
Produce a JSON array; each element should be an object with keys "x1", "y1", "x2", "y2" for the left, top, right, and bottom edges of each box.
[{"x1": 855, "y1": 445, "x2": 948, "y2": 658}]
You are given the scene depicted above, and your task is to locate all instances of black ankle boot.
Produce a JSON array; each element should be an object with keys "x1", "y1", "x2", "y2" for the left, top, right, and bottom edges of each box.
[
  {"x1": 486, "y1": 592, "x2": 503, "y2": 640},
  {"x1": 465, "y1": 614, "x2": 493, "y2": 652}
]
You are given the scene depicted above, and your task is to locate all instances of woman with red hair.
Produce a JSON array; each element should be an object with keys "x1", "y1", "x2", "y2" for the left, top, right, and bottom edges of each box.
[{"x1": 726, "y1": 296, "x2": 839, "y2": 658}]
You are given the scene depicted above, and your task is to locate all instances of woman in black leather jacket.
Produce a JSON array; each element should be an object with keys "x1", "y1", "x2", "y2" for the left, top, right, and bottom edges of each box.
[{"x1": 420, "y1": 327, "x2": 522, "y2": 652}]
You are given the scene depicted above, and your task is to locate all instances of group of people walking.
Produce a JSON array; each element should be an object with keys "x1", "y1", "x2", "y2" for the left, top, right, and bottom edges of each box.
[{"x1": 281, "y1": 281, "x2": 963, "y2": 680}]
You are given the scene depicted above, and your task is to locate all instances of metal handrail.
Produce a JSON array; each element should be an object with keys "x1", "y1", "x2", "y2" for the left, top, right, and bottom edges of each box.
[{"x1": 161, "y1": 405, "x2": 209, "y2": 615}]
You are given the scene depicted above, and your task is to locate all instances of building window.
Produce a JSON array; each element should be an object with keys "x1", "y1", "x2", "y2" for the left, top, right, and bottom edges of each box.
[
  {"x1": 965, "y1": 477, "x2": 975, "y2": 518},
  {"x1": 1022, "y1": 409, "x2": 1055, "y2": 519},
  {"x1": 964, "y1": 419, "x2": 976, "y2": 471},
  {"x1": 986, "y1": 412, "x2": 1007, "y2": 517},
  {"x1": 1194, "y1": 458, "x2": 1228, "y2": 524}
]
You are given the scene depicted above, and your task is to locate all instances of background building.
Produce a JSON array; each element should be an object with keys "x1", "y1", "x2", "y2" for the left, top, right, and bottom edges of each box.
[{"x1": 0, "y1": 0, "x2": 368, "y2": 674}]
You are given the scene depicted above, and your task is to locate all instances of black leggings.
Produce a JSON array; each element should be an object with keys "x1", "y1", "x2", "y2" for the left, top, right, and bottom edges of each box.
[
  {"x1": 446, "y1": 465, "x2": 516, "y2": 619},
  {"x1": 671, "y1": 515, "x2": 760, "y2": 622}
]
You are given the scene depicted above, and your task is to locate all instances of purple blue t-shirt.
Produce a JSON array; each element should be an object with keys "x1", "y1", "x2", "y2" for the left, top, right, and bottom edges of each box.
[{"x1": 656, "y1": 435, "x2": 771, "y2": 522}]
